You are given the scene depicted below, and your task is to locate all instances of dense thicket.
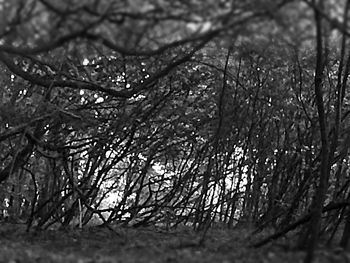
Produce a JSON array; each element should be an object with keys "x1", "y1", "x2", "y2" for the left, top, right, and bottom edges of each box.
[{"x1": 1, "y1": 0, "x2": 350, "y2": 261}]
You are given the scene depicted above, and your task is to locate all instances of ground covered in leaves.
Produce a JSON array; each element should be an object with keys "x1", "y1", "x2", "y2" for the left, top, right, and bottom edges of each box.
[{"x1": 0, "y1": 223, "x2": 348, "y2": 263}]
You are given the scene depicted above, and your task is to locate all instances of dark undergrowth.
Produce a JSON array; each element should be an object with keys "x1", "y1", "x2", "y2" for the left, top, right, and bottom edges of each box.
[{"x1": 0, "y1": 223, "x2": 348, "y2": 263}]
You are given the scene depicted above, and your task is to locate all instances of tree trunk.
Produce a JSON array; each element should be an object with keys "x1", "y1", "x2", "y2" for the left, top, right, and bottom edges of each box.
[{"x1": 304, "y1": 1, "x2": 330, "y2": 262}]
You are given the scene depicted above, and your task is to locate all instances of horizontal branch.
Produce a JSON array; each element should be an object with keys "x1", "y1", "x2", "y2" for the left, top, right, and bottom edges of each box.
[
  {"x1": 0, "y1": 51, "x2": 133, "y2": 98},
  {"x1": 251, "y1": 201, "x2": 350, "y2": 248},
  {"x1": 0, "y1": 37, "x2": 212, "y2": 98}
]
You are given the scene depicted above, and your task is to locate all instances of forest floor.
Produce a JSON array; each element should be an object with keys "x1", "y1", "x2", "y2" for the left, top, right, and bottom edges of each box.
[{"x1": 0, "y1": 223, "x2": 348, "y2": 263}]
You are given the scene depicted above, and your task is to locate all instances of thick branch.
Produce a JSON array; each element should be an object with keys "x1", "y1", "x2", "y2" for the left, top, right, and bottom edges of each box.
[{"x1": 252, "y1": 202, "x2": 350, "y2": 248}]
